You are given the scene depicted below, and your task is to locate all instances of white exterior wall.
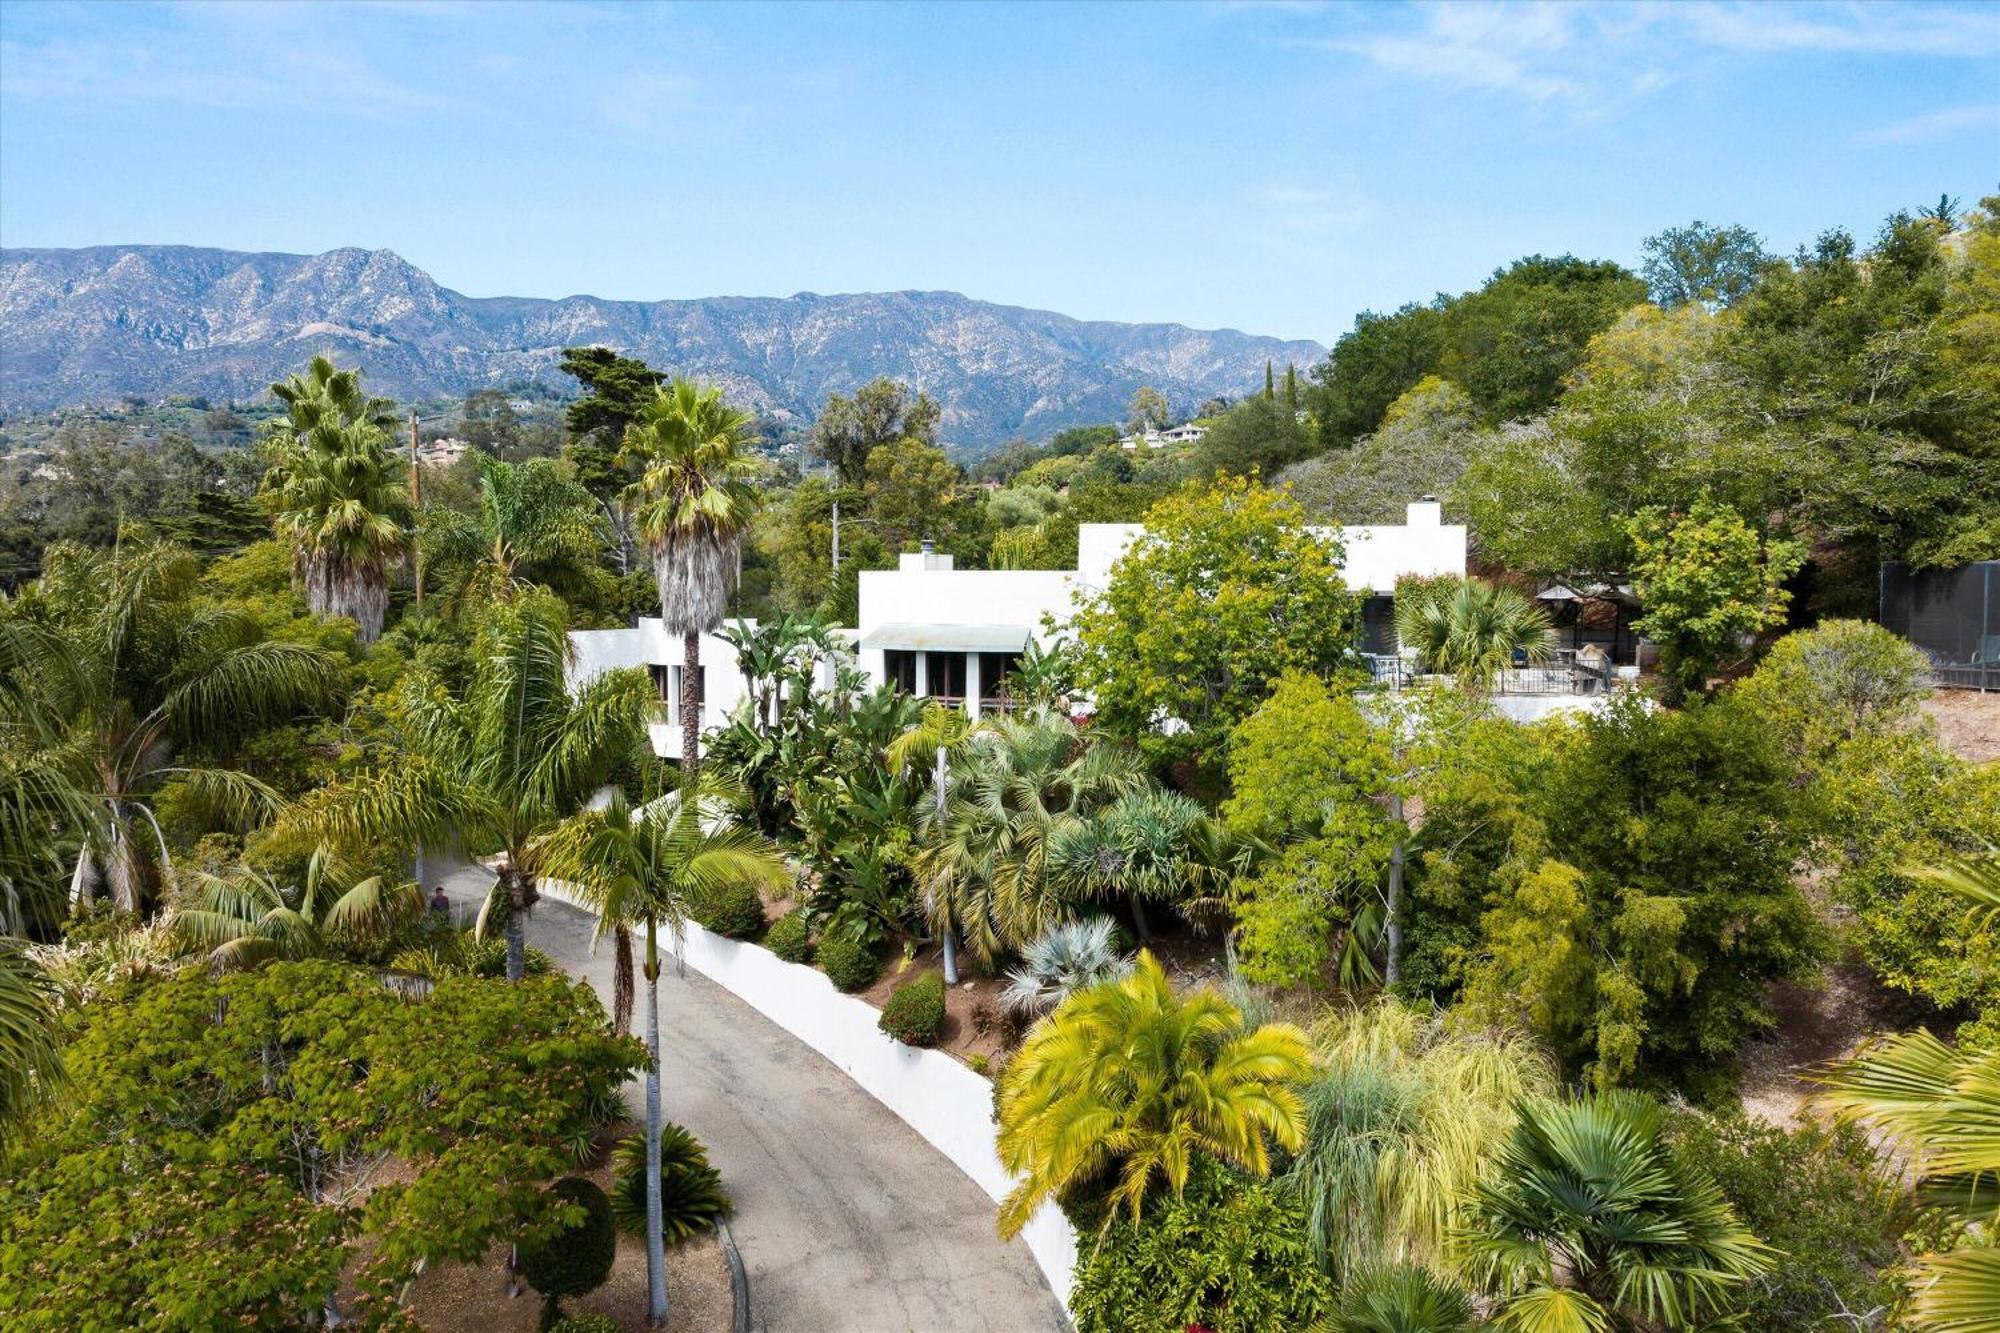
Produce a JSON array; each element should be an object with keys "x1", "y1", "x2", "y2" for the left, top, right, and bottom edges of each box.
[{"x1": 566, "y1": 619, "x2": 754, "y2": 759}]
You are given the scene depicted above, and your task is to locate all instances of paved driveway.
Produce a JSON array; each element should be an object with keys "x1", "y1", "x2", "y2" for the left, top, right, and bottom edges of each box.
[{"x1": 438, "y1": 864, "x2": 1067, "y2": 1333}]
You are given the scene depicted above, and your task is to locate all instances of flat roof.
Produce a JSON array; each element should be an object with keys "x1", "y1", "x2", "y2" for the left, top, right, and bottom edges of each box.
[{"x1": 858, "y1": 623, "x2": 1033, "y2": 652}]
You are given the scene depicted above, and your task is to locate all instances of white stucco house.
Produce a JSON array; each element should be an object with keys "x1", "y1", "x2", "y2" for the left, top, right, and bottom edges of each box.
[{"x1": 568, "y1": 498, "x2": 1470, "y2": 755}]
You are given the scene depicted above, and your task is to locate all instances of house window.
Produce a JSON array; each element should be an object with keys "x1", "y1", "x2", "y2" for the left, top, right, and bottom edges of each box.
[
  {"x1": 884, "y1": 650, "x2": 918, "y2": 693},
  {"x1": 666, "y1": 666, "x2": 707, "y2": 720},
  {"x1": 980, "y1": 651, "x2": 1024, "y2": 707},
  {"x1": 926, "y1": 651, "x2": 967, "y2": 703},
  {"x1": 649, "y1": 665, "x2": 671, "y2": 701},
  {"x1": 1361, "y1": 594, "x2": 1397, "y2": 655}
]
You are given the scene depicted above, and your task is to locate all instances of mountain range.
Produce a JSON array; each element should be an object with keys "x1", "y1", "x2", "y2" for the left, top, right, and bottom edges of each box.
[{"x1": 0, "y1": 245, "x2": 1325, "y2": 446}]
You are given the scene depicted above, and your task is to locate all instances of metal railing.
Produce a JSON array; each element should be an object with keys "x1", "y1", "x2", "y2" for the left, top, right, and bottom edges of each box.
[{"x1": 1360, "y1": 651, "x2": 1617, "y2": 697}]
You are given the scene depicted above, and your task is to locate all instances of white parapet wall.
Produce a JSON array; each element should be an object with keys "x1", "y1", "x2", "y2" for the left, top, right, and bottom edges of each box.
[{"x1": 535, "y1": 881, "x2": 1078, "y2": 1311}]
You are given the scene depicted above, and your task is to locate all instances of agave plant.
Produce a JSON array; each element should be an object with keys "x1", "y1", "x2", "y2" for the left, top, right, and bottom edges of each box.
[
  {"x1": 1394, "y1": 578, "x2": 1554, "y2": 694},
  {"x1": 1001, "y1": 917, "x2": 1134, "y2": 1018}
]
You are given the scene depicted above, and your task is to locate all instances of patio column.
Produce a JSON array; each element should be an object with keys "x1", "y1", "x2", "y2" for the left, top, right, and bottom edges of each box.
[
  {"x1": 965, "y1": 651, "x2": 982, "y2": 718},
  {"x1": 914, "y1": 650, "x2": 930, "y2": 699}
]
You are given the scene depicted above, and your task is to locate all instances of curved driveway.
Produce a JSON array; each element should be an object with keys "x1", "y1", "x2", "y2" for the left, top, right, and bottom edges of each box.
[{"x1": 439, "y1": 864, "x2": 1067, "y2": 1333}]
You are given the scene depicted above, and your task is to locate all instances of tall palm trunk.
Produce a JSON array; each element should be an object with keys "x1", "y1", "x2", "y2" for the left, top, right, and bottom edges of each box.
[
  {"x1": 643, "y1": 919, "x2": 669, "y2": 1327},
  {"x1": 934, "y1": 745, "x2": 959, "y2": 985},
  {"x1": 1383, "y1": 792, "x2": 1406, "y2": 986},
  {"x1": 501, "y1": 863, "x2": 533, "y2": 983},
  {"x1": 681, "y1": 629, "x2": 702, "y2": 779}
]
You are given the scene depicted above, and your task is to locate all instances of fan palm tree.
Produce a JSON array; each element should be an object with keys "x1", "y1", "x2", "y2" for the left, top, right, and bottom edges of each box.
[
  {"x1": 283, "y1": 590, "x2": 647, "y2": 982},
  {"x1": 1394, "y1": 578, "x2": 1555, "y2": 694},
  {"x1": 417, "y1": 452, "x2": 606, "y2": 619},
  {"x1": 1815, "y1": 1029, "x2": 2000, "y2": 1331},
  {"x1": 1332, "y1": 1264, "x2": 1479, "y2": 1333},
  {"x1": 1000, "y1": 916, "x2": 1134, "y2": 1018},
  {"x1": 0, "y1": 941, "x2": 67, "y2": 1142},
  {"x1": 260, "y1": 355, "x2": 410, "y2": 643},
  {"x1": 917, "y1": 707, "x2": 1148, "y2": 966},
  {"x1": 535, "y1": 781, "x2": 788, "y2": 1328},
  {"x1": 994, "y1": 950, "x2": 1311, "y2": 1239},
  {"x1": 1463, "y1": 1090, "x2": 1773, "y2": 1332},
  {"x1": 169, "y1": 846, "x2": 421, "y2": 971},
  {"x1": 1047, "y1": 787, "x2": 1254, "y2": 941},
  {"x1": 890, "y1": 701, "x2": 984, "y2": 982},
  {"x1": 621, "y1": 380, "x2": 764, "y2": 776},
  {"x1": 3, "y1": 541, "x2": 337, "y2": 917},
  {"x1": 1281, "y1": 999, "x2": 1555, "y2": 1281}
]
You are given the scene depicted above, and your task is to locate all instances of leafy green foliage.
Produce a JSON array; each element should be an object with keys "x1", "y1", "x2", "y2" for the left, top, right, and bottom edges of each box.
[
  {"x1": 0, "y1": 960, "x2": 643, "y2": 1327},
  {"x1": 1664, "y1": 1107, "x2": 1908, "y2": 1331},
  {"x1": 1195, "y1": 393, "x2": 1311, "y2": 479},
  {"x1": 1466, "y1": 1091, "x2": 1773, "y2": 1332},
  {"x1": 878, "y1": 971, "x2": 947, "y2": 1046},
  {"x1": 549, "y1": 1317, "x2": 621, "y2": 1333},
  {"x1": 1627, "y1": 497, "x2": 1805, "y2": 696},
  {"x1": 518, "y1": 1176, "x2": 616, "y2": 1328},
  {"x1": 1073, "y1": 474, "x2": 1360, "y2": 777},
  {"x1": 609, "y1": 1122, "x2": 730, "y2": 1243},
  {"x1": 1331, "y1": 1264, "x2": 1478, "y2": 1333},
  {"x1": 764, "y1": 908, "x2": 812, "y2": 962},
  {"x1": 1282, "y1": 376, "x2": 1482, "y2": 525},
  {"x1": 1393, "y1": 577, "x2": 1556, "y2": 693},
  {"x1": 1640, "y1": 220, "x2": 1772, "y2": 310},
  {"x1": 1068, "y1": 1159, "x2": 1334, "y2": 1333},
  {"x1": 995, "y1": 951, "x2": 1310, "y2": 1239},
  {"x1": 694, "y1": 879, "x2": 768, "y2": 940},
  {"x1": 816, "y1": 932, "x2": 880, "y2": 992}
]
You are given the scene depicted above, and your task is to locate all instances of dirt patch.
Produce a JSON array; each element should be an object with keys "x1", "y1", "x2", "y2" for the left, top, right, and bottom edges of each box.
[
  {"x1": 1736, "y1": 954, "x2": 1933, "y2": 1128},
  {"x1": 398, "y1": 1130, "x2": 733, "y2": 1333},
  {"x1": 1920, "y1": 690, "x2": 2000, "y2": 765}
]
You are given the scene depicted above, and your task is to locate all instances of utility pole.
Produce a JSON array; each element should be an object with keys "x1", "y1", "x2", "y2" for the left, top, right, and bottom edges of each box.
[{"x1": 409, "y1": 412, "x2": 424, "y2": 612}]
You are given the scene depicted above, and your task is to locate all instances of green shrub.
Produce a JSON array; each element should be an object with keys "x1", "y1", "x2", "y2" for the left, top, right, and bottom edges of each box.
[
  {"x1": 549, "y1": 1318, "x2": 619, "y2": 1333},
  {"x1": 765, "y1": 909, "x2": 812, "y2": 963},
  {"x1": 610, "y1": 1122, "x2": 730, "y2": 1244},
  {"x1": 518, "y1": 1176, "x2": 615, "y2": 1330},
  {"x1": 878, "y1": 972, "x2": 947, "y2": 1047},
  {"x1": 817, "y1": 934, "x2": 880, "y2": 992},
  {"x1": 695, "y1": 880, "x2": 767, "y2": 940},
  {"x1": 1069, "y1": 1159, "x2": 1332, "y2": 1333}
]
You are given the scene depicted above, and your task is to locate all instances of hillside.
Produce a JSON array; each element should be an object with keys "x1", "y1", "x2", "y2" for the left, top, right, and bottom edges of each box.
[{"x1": 0, "y1": 245, "x2": 1324, "y2": 447}]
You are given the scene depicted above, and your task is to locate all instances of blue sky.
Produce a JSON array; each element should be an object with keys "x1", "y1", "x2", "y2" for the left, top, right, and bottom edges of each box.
[{"x1": 2, "y1": 1, "x2": 1995, "y2": 343}]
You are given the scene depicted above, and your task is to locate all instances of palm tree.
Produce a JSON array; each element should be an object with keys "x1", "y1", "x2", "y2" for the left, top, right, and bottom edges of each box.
[
  {"x1": 1281, "y1": 999, "x2": 1554, "y2": 1280},
  {"x1": 0, "y1": 942, "x2": 67, "y2": 1142},
  {"x1": 1394, "y1": 578, "x2": 1555, "y2": 694},
  {"x1": 720, "y1": 613, "x2": 843, "y2": 737},
  {"x1": 994, "y1": 949, "x2": 1311, "y2": 1239},
  {"x1": 1332, "y1": 1265, "x2": 1478, "y2": 1333},
  {"x1": 283, "y1": 590, "x2": 647, "y2": 982},
  {"x1": 1000, "y1": 916, "x2": 1134, "y2": 1018},
  {"x1": 535, "y1": 781, "x2": 788, "y2": 1329},
  {"x1": 417, "y1": 452, "x2": 606, "y2": 619},
  {"x1": 1047, "y1": 787, "x2": 1252, "y2": 941},
  {"x1": 168, "y1": 847, "x2": 421, "y2": 970},
  {"x1": 621, "y1": 380, "x2": 764, "y2": 776},
  {"x1": 917, "y1": 707, "x2": 1148, "y2": 966},
  {"x1": 890, "y1": 701, "x2": 983, "y2": 982},
  {"x1": 4, "y1": 541, "x2": 336, "y2": 917},
  {"x1": 1463, "y1": 1091, "x2": 1773, "y2": 1332},
  {"x1": 260, "y1": 355, "x2": 411, "y2": 643}
]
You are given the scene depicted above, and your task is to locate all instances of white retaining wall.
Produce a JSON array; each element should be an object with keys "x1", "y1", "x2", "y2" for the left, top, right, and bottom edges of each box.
[{"x1": 536, "y1": 881, "x2": 1078, "y2": 1310}]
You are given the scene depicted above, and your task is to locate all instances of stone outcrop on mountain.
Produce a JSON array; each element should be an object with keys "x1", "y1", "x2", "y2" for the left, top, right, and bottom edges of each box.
[{"x1": 0, "y1": 245, "x2": 1323, "y2": 445}]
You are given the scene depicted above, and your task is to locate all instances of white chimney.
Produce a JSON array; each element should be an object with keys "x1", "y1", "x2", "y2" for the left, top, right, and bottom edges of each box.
[
  {"x1": 1406, "y1": 497, "x2": 1442, "y2": 527},
  {"x1": 899, "y1": 543, "x2": 955, "y2": 572}
]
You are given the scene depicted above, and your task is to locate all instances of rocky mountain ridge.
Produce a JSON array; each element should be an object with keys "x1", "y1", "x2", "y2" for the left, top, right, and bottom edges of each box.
[{"x1": 0, "y1": 244, "x2": 1325, "y2": 446}]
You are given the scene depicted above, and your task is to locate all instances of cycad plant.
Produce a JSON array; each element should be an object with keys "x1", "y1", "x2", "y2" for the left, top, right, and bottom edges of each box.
[
  {"x1": 917, "y1": 707, "x2": 1148, "y2": 965},
  {"x1": 1463, "y1": 1090, "x2": 1772, "y2": 1332},
  {"x1": 534, "y1": 779, "x2": 787, "y2": 1327},
  {"x1": 1001, "y1": 916, "x2": 1134, "y2": 1018},
  {"x1": 417, "y1": 452, "x2": 605, "y2": 619},
  {"x1": 169, "y1": 846, "x2": 421, "y2": 971},
  {"x1": 621, "y1": 379, "x2": 764, "y2": 773},
  {"x1": 1394, "y1": 578, "x2": 1555, "y2": 694},
  {"x1": 259, "y1": 355, "x2": 410, "y2": 642},
  {"x1": 994, "y1": 950, "x2": 1311, "y2": 1239},
  {"x1": 282, "y1": 590, "x2": 646, "y2": 983},
  {"x1": 1282, "y1": 999, "x2": 1554, "y2": 1281},
  {"x1": 2, "y1": 540, "x2": 336, "y2": 917},
  {"x1": 609, "y1": 1122, "x2": 731, "y2": 1243}
]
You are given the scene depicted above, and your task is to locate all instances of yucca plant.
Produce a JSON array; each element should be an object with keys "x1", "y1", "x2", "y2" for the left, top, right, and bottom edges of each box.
[
  {"x1": 1463, "y1": 1090, "x2": 1772, "y2": 1332},
  {"x1": 1332, "y1": 1264, "x2": 1478, "y2": 1333},
  {"x1": 1000, "y1": 916, "x2": 1134, "y2": 1018},
  {"x1": 994, "y1": 949, "x2": 1311, "y2": 1239},
  {"x1": 1283, "y1": 999, "x2": 1554, "y2": 1281},
  {"x1": 1394, "y1": 578, "x2": 1555, "y2": 694},
  {"x1": 610, "y1": 1122, "x2": 731, "y2": 1243}
]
